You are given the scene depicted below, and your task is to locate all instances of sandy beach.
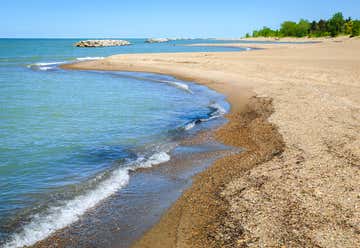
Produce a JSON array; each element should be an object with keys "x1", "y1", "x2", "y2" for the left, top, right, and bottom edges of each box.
[{"x1": 62, "y1": 37, "x2": 360, "y2": 247}]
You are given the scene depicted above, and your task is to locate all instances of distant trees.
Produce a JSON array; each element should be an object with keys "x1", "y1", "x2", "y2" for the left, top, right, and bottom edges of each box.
[
  {"x1": 352, "y1": 20, "x2": 360, "y2": 36},
  {"x1": 296, "y1": 19, "x2": 311, "y2": 37},
  {"x1": 248, "y1": 12, "x2": 360, "y2": 38},
  {"x1": 280, "y1": 21, "x2": 298, "y2": 36},
  {"x1": 278, "y1": 19, "x2": 311, "y2": 37},
  {"x1": 344, "y1": 19, "x2": 353, "y2": 35},
  {"x1": 252, "y1": 26, "x2": 278, "y2": 37},
  {"x1": 327, "y1": 12, "x2": 345, "y2": 36},
  {"x1": 309, "y1": 19, "x2": 329, "y2": 37}
]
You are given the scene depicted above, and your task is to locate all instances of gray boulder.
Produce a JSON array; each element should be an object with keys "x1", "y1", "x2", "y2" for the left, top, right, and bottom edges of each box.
[{"x1": 145, "y1": 38, "x2": 170, "y2": 43}]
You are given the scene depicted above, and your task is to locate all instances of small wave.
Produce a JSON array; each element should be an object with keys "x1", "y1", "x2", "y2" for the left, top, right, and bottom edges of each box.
[
  {"x1": 27, "y1": 61, "x2": 67, "y2": 71},
  {"x1": 4, "y1": 150, "x2": 170, "y2": 248},
  {"x1": 131, "y1": 151, "x2": 171, "y2": 170},
  {"x1": 184, "y1": 121, "x2": 196, "y2": 130},
  {"x1": 27, "y1": 64, "x2": 58, "y2": 71},
  {"x1": 32, "y1": 61, "x2": 67, "y2": 66},
  {"x1": 183, "y1": 102, "x2": 227, "y2": 131},
  {"x1": 105, "y1": 72, "x2": 193, "y2": 94},
  {"x1": 27, "y1": 57, "x2": 104, "y2": 72},
  {"x1": 199, "y1": 102, "x2": 227, "y2": 122},
  {"x1": 38, "y1": 66, "x2": 55, "y2": 71},
  {"x1": 184, "y1": 119, "x2": 202, "y2": 130},
  {"x1": 208, "y1": 102, "x2": 226, "y2": 116},
  {"x1": 159, "y1": 80, "x2": 193, "y2": 94},
  {"x1": 76, "y1": 57, "x2": 105, "y2": 61}
]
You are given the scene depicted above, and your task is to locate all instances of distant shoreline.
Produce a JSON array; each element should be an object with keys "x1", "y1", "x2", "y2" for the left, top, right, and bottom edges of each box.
[{"x1": 214, "y1": 35, "x2": 353, "y2": 42}]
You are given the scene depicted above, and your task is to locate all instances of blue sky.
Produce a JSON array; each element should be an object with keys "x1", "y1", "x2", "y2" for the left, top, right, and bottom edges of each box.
[{"x1": 1, "y1": 0, "x2": 359, "y2": 38}]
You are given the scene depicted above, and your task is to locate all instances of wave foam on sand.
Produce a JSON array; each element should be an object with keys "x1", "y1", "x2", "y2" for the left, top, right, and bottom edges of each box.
[
  {"x1": 27, "y1": 57, "x2": 104, "y2": 71},
  {"x1": 184, "y1": 102, "x2": 227, "y2": 130},
  {"x1": 4, "y1": 150, "x2": 170, "y2": 248}
]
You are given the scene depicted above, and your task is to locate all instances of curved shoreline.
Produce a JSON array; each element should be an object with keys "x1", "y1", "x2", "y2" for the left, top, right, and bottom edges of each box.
[
  {"x1": 15, "y1": 71, "x2": 230, "y2": 248},
  {"x1": 132, "y1": 96, "x2": 284, "y2": 248},
  {"x1": 20, "y1": 70, "x2": 232, "y2": 248},
  {"x1": 60, "y1": 55, "x2": 286, "y2": 247},
  {"x1": 60, "y1": 37, "x2": 360, "y2": 247}
]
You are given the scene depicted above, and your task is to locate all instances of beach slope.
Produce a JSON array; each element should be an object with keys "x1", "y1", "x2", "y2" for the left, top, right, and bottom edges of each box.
[{"x1": 62, "y1": 37, "x2": 360, "y2": 247}]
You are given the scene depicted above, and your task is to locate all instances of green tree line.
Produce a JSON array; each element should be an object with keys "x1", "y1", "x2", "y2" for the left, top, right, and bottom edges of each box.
[{"x1": 246, "y1": 12, "x2": 360, "y2": 38}]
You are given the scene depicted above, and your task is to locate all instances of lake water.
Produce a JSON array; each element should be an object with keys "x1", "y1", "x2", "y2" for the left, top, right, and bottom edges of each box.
[{"x1": 0, "y1": 38, "x2": 242, "y2": 247}]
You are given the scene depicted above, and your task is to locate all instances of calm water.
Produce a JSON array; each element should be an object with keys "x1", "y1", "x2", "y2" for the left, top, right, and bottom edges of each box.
[{"x1": 0, "y1": 39, "x2": 238, "y2": 247}]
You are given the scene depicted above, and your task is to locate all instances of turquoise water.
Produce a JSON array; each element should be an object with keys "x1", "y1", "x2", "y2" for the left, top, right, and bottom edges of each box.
[{"x1": 0, "y1": 39, "x2": 236, "y2": 247}]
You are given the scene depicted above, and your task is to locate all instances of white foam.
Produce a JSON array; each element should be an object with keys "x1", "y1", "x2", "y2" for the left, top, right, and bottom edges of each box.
[
  {"x1": 76, "y1": 57, "x2": 105, "y2": 61},
  {"x1": 111, "y1": 73, "x2": 193, "y2": 94},
  {"x1": 27, "y1": 61, "x2": 67, "y2": 71},
  {"x1": 200, "y1": 103, "x2": 227, "y2": 122},
  {"x1": 209, "y1": 102, "x2": 227, "y2": 115},
  {"x1": 27, "y1": 57, "x2": 104, "y2": 71},
  {"x1": 38, "y1": 66, "x2": 55, "y2": 71},
  {"x1": 4, "y1": 151, "x2": 170, "y2": 248},
  {"x1": 159, "y1": 80, "x2": 193, "y2": 94},
  {"x1": 184, "y1": 121, "x2": 196, "y2": 130},
  {"x1": 32, "y1": 61, "x2": 67, "y2": 66},
  {"x1": 183, "y1": 102, "x2": 227, "y2": 130},
  {"x1": 132, "y1": 151, "x2": 170, "y2": 169}
]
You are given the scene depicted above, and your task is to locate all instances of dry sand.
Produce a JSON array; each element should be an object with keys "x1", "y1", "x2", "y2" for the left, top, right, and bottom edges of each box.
[
  {"x1": 62, "y1": 37, "x2": 360, "y2": 247},
  {"x1": 186, "y1": 42, "x2": 317, "y2": 50}
]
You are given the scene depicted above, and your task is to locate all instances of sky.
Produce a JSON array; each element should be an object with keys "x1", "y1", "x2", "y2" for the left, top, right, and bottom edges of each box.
[{"x1": 1, "y1": 0, "x2": 359, "y2": 38}]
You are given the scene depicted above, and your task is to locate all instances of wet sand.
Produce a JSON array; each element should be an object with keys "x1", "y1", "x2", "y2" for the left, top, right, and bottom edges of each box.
[
  {"x1": 62, "y1": 37, "x2": 360, "y2": 247},
  {"x1": 32, "y1": 133, "x2": 235, "y2": 248}
]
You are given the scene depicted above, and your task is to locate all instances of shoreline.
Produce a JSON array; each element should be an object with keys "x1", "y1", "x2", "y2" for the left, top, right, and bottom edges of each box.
[
  {"x1": 22, "y1": 71, "x2": 232, "y2": 248},
  {"x1": 132, "y1": 96, "x2": 285, "y2": 247},
  {"x1": 61, "y1": 52, "x2": 285, "y2": 247},
  {"x1": 185, "y1": 42, "x2": 319, "y2": 50},
  {"x1": 61, "y1": 37, "x2": 360, "y2": 247},
  {"x1": 17, "y1": 72, "x2": 231, "y2": 248},
  {"x1": 32, "y1": 129, "x2": 235, "y2": 248}
]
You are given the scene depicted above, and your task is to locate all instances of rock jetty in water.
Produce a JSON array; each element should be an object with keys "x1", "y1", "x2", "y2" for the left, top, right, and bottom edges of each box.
[
  {"x1": 145, "y1": 38, "x2": 170, "y2": 43},
  {"x1": 145, "y1": 38, "x2": 194, "y2": 43},
  {"x1": 75, "y1": 40, "x2": 131, "y2": 47}
]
